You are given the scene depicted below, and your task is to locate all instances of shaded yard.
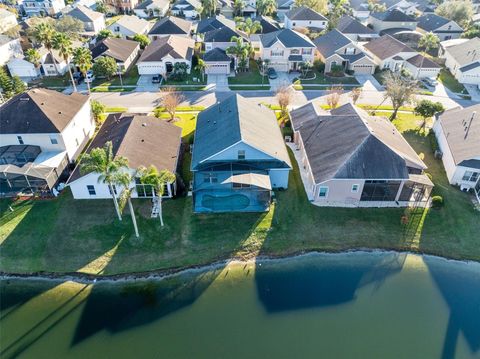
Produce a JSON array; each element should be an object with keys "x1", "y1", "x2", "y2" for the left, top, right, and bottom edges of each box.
[
  {"x1": 438, "y1": 69, "x2": 467, "y2": 94},
  {"x1": 228, "y1": 59, "x2": 269, "y2": 86},
  {"x1": 92, "y1": 66, "x2": 140, "y2": 88}
]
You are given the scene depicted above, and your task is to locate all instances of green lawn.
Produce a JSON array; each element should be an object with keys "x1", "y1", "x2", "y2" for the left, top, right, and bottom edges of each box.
[
  {"x1": 92, "y1": 67, "x2": 140, "y2": 88},
  {"x1": 438, "y1": 69, "x2": 467, "y2": 94},
  {"x1": 155, "y1": 112, "x2": 197, "y2": 143},
  {"x1": 1, "y1": 109, "x2": 479, "y2": 275},
  {"x1": 228, "y1": 59, "x2": 269, "y2": 86},
  {"x1": 162, "y1": 70, "x2": 207, "y2": 86},
  {"x1": 30, "y1": 74, "x2": 70, "y2": 88}
]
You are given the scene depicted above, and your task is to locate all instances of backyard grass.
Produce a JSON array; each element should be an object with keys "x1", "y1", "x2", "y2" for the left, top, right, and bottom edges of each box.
[
  {"x1": 228, "y1": 59, "x2": 269, "y2": 86},
  {"x1": 438, "y1": 69, "x2": 467, "y2": 94},
  {"x1": 1, "y1": 109, "x2": 478, "y2": 275},
  {"x1": 155, "y1": 112, "x2": 197, "y2": 143}
]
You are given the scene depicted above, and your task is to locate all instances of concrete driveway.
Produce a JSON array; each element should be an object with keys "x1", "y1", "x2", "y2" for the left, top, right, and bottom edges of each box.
[
  {"x1": 136, "y1": 75, "x2": 161, "y2": 92},
  {"x1": 269, "y1": 72, "x2": 290, "y2": 91},
  {"x1": 355, "y1": 75, "x2": 383, "y2": 92},
  {"x1": 207, "y1": 74, "x2": 229, "y2": 91}
]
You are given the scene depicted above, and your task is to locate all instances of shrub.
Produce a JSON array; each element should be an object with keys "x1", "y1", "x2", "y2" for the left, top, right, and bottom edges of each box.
[
  {"x1": 431, "y1": 195, "x2": 444, "y2": 208},
  {"x1": 313, "y1": 60, "x2": 325, "y2": 72},
  {"x1": 429, "y1": 132, "x2": 439, "y2": 152},
  {"x1": 425, "y1": 172, "x2": 433, "y2": 181}
]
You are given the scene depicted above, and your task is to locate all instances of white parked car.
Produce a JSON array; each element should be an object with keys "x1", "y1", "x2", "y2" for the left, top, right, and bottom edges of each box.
[
  {"x1": 423, "y1": 77, "x2": 438, "y2": 87},
  {"x1": 85, "y1": 70, "x2": 95, "y2": 83}
]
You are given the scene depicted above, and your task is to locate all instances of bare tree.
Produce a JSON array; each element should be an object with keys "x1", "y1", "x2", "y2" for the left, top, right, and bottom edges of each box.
[
  {"x1": 326, "y1": 86, "x2": 343, "y2": 109},
  {"x1": 383, "y1": 72, "x2": 417, "y2": 121},
  {"x1": 160, "y1": 88, "x2": 185, "y2": 122},
  {"x1": 276, "y1": 85, "x2": 293, "y2": 118},
  {"x1": 349, "y1": 87, "x2": 362, "y2": 104}
]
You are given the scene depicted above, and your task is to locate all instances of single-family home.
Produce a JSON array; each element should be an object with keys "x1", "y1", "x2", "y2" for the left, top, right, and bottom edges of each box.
[
  {"x1": 133, "y1": 0, "x2": 170, "y2": 18},
  {"x1": 203, "y1": 26, "x2": 248, "y2": 52},
  {"x1": 241, "y1": 0, "x2": 257, "y2": 18},
  {"x1": 254, "y1": 29, "x2": 316, "y2": 72},
  {"x1": 433, "y1": 104, "x2": 480, "y2": 201},
  {"x1": 336, "y1": 15, "x2": 379, "y2": 41},
  {"x1": 67, "y1": 5, "x2": 105, "y2": 34},
  {"x1": 7, "y1": 57, "x2": 41, "y2": 79},
  {"x1": 22, "y1": 0, "x2": 66, "y2": 16},
  {"x1": 104, "y1": 0, "x2": 139, "y2": 14},
  {"x1": 107, "y1": 15, "x2": 151, "y2": 39},
  {"x1": 439, "y1": 37, "x2": 480, "y2": 86},
  {"x1": 417, "y1": 13, "x2": 463, "y2": 41},
  {"x1": 403, "y1": 54, "x2": 441, "y2": 79},
  {"x1": 137, "y1": 35, "x2": 194, "y2": 76},
  {"x1": 68, "y1": 113, "x2": 182, "y2": 199},
  {"x1": 191, "y1": 94, "x2": 291, "y2": 213},
  {"x1": 368, "y1": 9, "x2": 417, "y2": 34},
  {"x1": 349, "y1": 0, "x2": 370, "y2": 21},
  {"x1": 217, "y1": 0, "x2": 234, "y2": 19},
  {"x1": 0, "y1": 89, "x2": 94, "y2": 196},
  {"x1": 284, "y1": 6, "x2": 328, "y2": 31},
  {"x1": 314, "y1": 29, "x2": 376, "y2": 74},
  {"x1": 289, "y1": 101, "x2": 433, "y2": 207},
  {"x1": 276, "y1": 0, "x2": 295, "y2": 20},
  {"x1": 171, "y1": 0, "x2": 201, "y2": 19},
  {"x1": 253, "y1": 16, "x2": 281, "y2": 34},
  {"x1": 363, "y1": 35, "x2": 416, "y2": 71},
  {"x1": 91, "y1": 37, "x2": 141, "y2": 72},
  {"x1": 38, "y1": 41, "x2": 83, "y2": 76},
  {"x1": 196, "y1": 15, "x2": 235, "y2": 34},
  {"x1": 203, "y1": 48, "x2": 231, "y2": 75},
  {"x1": 148, "y1": 16, "x2": 192, "y2": 41},
  {"x1": 0, "y1": 36, "x2": 23, "y2": 66},
  {"x1": 0, "y1": 8, "x2": 18, "y2": 34},
  {"x1": 380, "y1": 0, "x2": 418, "y2": 15}
]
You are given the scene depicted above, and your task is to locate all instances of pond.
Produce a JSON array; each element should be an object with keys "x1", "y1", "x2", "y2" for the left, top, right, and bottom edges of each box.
[{"x1": 1, "y1": 252, "x2": 480, "y2": 359}]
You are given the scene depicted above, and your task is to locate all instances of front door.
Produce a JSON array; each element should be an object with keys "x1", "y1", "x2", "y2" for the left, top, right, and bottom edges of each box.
[{"x1": 292, "y1": 62, "x2": 297, "y2": 71}]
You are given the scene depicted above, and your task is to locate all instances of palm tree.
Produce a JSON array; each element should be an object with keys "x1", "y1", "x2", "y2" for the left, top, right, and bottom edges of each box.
[
  {"x1": 116, "y1": 171, "x2": 140, "y2": 238},
  {"x1": 80, "y1": 141, "x2": 129, "y2": 221},
  {"x1": 138, "y1": 165, "x2": 176, "y2": 227},
  {"x1": 32, "y1": 23, "x2": 59, "y2": 74},
  {"x1": 418, "y1": 32, "x2": 440, "y2": 77},
  {"x1": 53, "y1": 32, "x2": 77, "y2": 92},
  {"x1": 226, "y1": 36, "x2": 253, "y2": 72},
  {"x1": 25, "y1": 48, "x2": 41, "y2": 68},
  {"x1": 195, "y1": 58, "x2": 207, "y2": 81},
  {"x1": 233, "y1": 0, "x2": 244, "y2": 16},
  {"x1": 236, "y1": 18, "x2": 263, "y2": 36},
  {"x1": 73, "y1": 47, "x2": 93, "y2": 93},
  {"x1": 257, "y1": 0, "x2": 276, "y2": 15},
  {"x1": 201, "y1": 0, "x2": 216, "y2": 17}
]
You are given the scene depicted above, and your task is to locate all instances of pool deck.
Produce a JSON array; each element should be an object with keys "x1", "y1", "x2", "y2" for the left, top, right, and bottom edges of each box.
[{"x1": 194, "y1": 190, "x2": 271, "y2": 213}]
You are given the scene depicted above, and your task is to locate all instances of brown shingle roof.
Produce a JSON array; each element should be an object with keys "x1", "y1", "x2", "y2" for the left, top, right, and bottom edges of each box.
[
  {"x1": 138, "y1": 35, "x2": 194, "y2": 62},
  {"x1": 91, "y1": 37, "x2": 140, "y2": 62},
  {"x1": 363, "y1": 35, "x2": 415, "y2": 60}
]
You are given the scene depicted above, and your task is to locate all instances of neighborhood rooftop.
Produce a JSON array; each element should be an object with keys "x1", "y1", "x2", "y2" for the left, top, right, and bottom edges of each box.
[
  {"x1": 443, "y1": 37, "x2": 480, "y2": 67},
  {"x1": 148, "y1": 16, "x2": 192, "y2": 35},
  {"x1": 313, "y1": 29, "x2": 352, "y2": 58},
  {"x1": 406, "y1": 54, "x2": 441, "y2": 68},
  {"x1": 337, "y1": 15, "x2": 376, "y2": 35},
  {"x1": 260, "y1": 28, "x2": 315, "y2": 48},
  {"x1": 196, "y1": 15, "x2": 235, "y2": 33},
  {"x1": 112, "y1": 15, "x2": 150, "y2": 34},
  {"x1": 285, "y1": 6, "x2": 327, "y2": 21},
  {"x1": 67, "y1": 5, "x2": 103, "y2": 22},
  {"x1": 203, "y1": 48, "x2": 230, "y2": 62},
  {"x1": 417, "y1": 13, "x2": 458, "y2": 31},
  {"x1": 370, "y1": 9, "x2": 416, "y2": 22},
  {"x1": 91, "y1": 38, "x2": 139, "y2": 62},
  {"x1": 138, "y1": 35, "x2": 194, "y2": 61},
  {"x1": 364, "y1": 35, "x2": 415, "y2": 60},
  {"x1": 204, "y1": 26, "x2": 246, "y2": 42}
]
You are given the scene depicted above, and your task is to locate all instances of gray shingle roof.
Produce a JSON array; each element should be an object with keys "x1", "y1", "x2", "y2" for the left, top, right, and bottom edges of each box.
[
  {"x1": 91, "y1": 38, "x2": 140, "y2": 62},
  {"x1": 204, "y1": 26, "x2": 245, "y2": 42},
  {"x1": 370, "y1": 9, "x2": 416, "y2": 22},
  {"x1": 313, "y1": 29, "x2": 351, "y2": 58},
  {"x1": 363, "y1": 34, "x2": 415, "y2": 60},
  {"x1": 406, "y1": 54, "x2": 440, "y2": 68},
  {"x1": 203, "y1": 48, "x2": 230, "y2": 62},
  {"x1": 337, "y1": 15, "x2": 376, "y2": 35},
  {"x1": 191, "y1": 94, "x2": 291, "y2": 169},
  {"x1": 148, "y1": 16, "x2": 192, "y2": 35},
  {"x1": 111, "y1": 15, "x2": 150, "y2": 34},
  {"x1": 436, "y1": 104, "x2": 480, "y2": 167},
  {"x1": 67, "y1": 5, "x2": 103, "y2": 22},
  {"x1": 135, "y1": 0, "x2": 169, "y2": 9},
  {"x1": 196, "y1": 15, "x2": 235, "y2": 33},
  {"x1": 138, "y1": 35, "x2": 194, "y2": 61},
  {"x1": 417, "y1": 13, "x2": 452, "y2": 32},
  {"x1": 260, "y1": 28, "x2": 315, "y2": 48},
  {"x1": 444, "y1": 37, "x2": 480, "y2": 67},
  {"x1": 254, "y1": 15, "x2": 281, "y2": 33},
  {"x1": 290, "y1": 102, "x2": 426, "y2": 183},
  {"x1": 285, "y1": 6, "x2": 327, "y2": 21}
]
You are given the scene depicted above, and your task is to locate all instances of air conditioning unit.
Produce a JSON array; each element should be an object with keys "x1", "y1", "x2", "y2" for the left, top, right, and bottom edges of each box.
[{"x1": 460, "y1": 184, "x2": 471, "y2": 192}]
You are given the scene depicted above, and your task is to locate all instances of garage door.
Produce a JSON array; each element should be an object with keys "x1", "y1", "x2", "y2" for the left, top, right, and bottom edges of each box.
[
  {"x1": 137, "y1": 64, "x2": 162, "y2": 75},
  {"x1": 269, "y1": 62, "x2": 288, "y2": 72},
  {"x1": 206, "y1": 63, "x2": 230, "y2": 75},
  {"x1": 352, "y1": 64, "x2": 374, "y2": 75}
]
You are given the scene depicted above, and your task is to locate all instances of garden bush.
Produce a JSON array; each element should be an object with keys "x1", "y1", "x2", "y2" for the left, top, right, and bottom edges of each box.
[{"x1": 431, "y1": 195, "x2": 444, "y2": 208}]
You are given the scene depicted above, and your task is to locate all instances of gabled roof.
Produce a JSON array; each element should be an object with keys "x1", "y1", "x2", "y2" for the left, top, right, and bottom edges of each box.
[
  {"x1": 260, "y1": 28, "x2": 315, "y2": 48},
  {"x1": 406, "y1": 54, "x2": 440, "y2": 68},
  {"x1": 363, "y1": 34, "x2": 415, "y2": 60},
  {"x1": 203, "y1": 26, "x2": 246, "y2": 42},
  {"x1": 0, "y1": 89, "x2": 89, "y2": 134},
  {"x1": 69, "y1": 113, "x2": 182, "y2": 182},
  {"x1": 436, "y1": 104, "x2": 480, "y2": 168},
  {"x1": 444, "y1": 37, "x2": 480, "y2": 67},
  {"x1": 337, "y1": 15, "x2": 376, "y2": 35},
  {"x1": 290, "y1": 102, "x2": 427, "y2": 183},
  {"x1": 148, "y1": 16, "x2": 192, "y2": 35},
  {"x1": 417, "y1": 13, "x2": 459, "y2": 32},
  {"x1": 172, "y1": 0, "x2": 201, "y2": 10},
  {"x1": 135, "y1": 0, "x2": 169, "y2": 10},
  {"x1": 110, "y1": 15, "x2": 150, "y2": 34},
  {"x1": 191, "y1": 94, "x2": 291, "y2": 169},
  {"x1": 254, "y1": 16, "x2": 281, "y2": 33},
  {"x1": 370, "y1": 9, "x2": 416, "y2": 22},
  {"x1": 91, "y1": 38, "x2": 140, "y2": 62},
  {"x1": 277, "y1": 0, "x2": 294, "y2": 10},
  {"x1": 67, "y1": 5, "x2": 103, "y2": 22},
  {"x1": 196, "y1": 15, "x2": 235, "y2": 33},
  {"x1": 203, "y1": 48, "x2": 230, "y2": 62},
  {"x1": 349, "y1": 0, "x2": 369, "y2": 11},
  {"x1": 138, "y1": 35, "x2": 194, "y2": 61},
  {"x1": 285, "y1": 6, "x2": 327, "y2": 21},
  {"x1": 313, "y1": 29, "x2": 352, "y2": 58}
]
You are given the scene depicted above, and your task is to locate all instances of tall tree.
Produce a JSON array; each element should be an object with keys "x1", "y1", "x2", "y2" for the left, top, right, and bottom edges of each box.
[
  {"x1": 201, "y1": 0, "x2": 217, "y2": 17},
  {"x1": 294, "y1": 0, "x2": 328, "y2": 14},
  {"x1": 0, "y1": 68, "x2": 26, "y2": 100},
  {"x1": 32, "y1": 23, "x2": 59, "y2": 74},
  {"x1": 53, "y1": 32, "x2": 77, "y2": 92},
  {"x1": 90, "y1": 100, "x2": 106, "y2": 126},
  {"x1": 97, "y1": 29, "x2": 114, "y2": 40},
  {"x1": 116, "y1": 171, "x2": 140, "y2": 238},
  {"x1": 414, "y1": 100, "x2": 444, "y2": 131},
  {"x1": 257, "y1": 0, "x2": 277, "y2": 15},
  {"x1": 195, "y1": 58, "x2": 207, "y2": 81},
  {"x1": 417, "y1": 32, "x2": 440, "y2": 75},
  {"x1": 54, "y1": 15, "x2": 84, "y2": 38},
  {"x1": 326, "y1": 86, "x2": 342, "y2": 109},
  {"x1": 349, "y1": 87, "x2": 362, "y2": 104},
  {"x1": 236, "y1": 17, "x2": 263, "y2": 36},
  {"x1": 383, "y1": 72, "x2": 417, "y2": 120},
  {"x1": 159, "y1": 88, "x2": 185, "y2": 122},
  {"x1": 226, "y1": 36, "x2": 253, "y2": 72},
  {"x1": 138, "y1": 165, "x2": 176, "y2": 226},
  {"x1": 133, "y1": 33, "x2": 150, "y2": 49},
  {"x1": 25, "y1": 48, "x2": 41, "y2": 67},
  {"x1": 233, "y1": 0, "x2": 244, "y2": 16},
  {"x1": 367, "y1": 0, "x2": 386, "y2": 12},
  {"x1": 73, "y1": 47, "x2": 93, "y2": 93},
  {"x1": 80, "y1": 141, "x2": 129, "y2": 221},
  {"x1": 435, "y1": 0, "x2": 474, "y2": 28},
  {"x1": 92, "y1": 56, "x2": 118, "y2": 79}
]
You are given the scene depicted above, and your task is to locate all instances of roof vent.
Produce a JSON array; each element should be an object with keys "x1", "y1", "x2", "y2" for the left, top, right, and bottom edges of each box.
[
  {"x1": 142, "y1": 123, "x2": 147, "y2": 126},
  {"x1": 58, "y1": 111, "x2": 62, "y2": 114},
  {"x1": 141, "y1": 139, "x2": 145, "y2": 142},
  {"x1": 20, "y1": 97, "x2": 29, "y2": 101}
]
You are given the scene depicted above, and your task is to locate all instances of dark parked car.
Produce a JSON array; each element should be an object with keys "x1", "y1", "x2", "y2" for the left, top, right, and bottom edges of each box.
[
  {"x1": 267, "y1": 67, "x2": 277, "y2": 79},
  {"x1": 152, "y1": 75, "x2": 161, "y2": 83}
]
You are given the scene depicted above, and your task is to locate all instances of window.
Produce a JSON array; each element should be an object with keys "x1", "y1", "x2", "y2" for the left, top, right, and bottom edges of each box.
[
  {"x1": 17, "y1": 136, "x2": 24, "y2": 145},
  {"x1": 203, "y1": 173, "x2": 218, "y2": 183},
  {"x1": 318, "y1": 186, "x2": 328, "y2": 198},
  {"x1": 50, "y1": 136, "x2": 58, "y2": 144},
  {"x1": 290, "y1": 49, "x2": 300, "y2": 55},
  {"x1": 271, "y1": 49, "x2": 284, "y2": 57},
  {"x1": 109, "y1": 185, "x2": 117, "y2": 195},
  {"x1": 351, "y1": 184, "x2": 359, "y2": 192},
  {"x1": 238, "y1": 150, "x2": 245, "y2": 160},
  {"x1": 302, "y1": 48, "x2": 312, "y2": 55},
  {"x1": 360, "y1": 180, "x2": 401, "y2": 202},
  {"x1": 462, "y1": 171, "x2": 479, "y2": 182},
  {"x1": 87, "y1": 185, "x2": 96, "y2": 195},
  {"x1": 115, "y1": 26, "x2": 120, "y2": 31}
]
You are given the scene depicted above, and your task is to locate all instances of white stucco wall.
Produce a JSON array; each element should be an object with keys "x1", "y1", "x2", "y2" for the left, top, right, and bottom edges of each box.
[
  {"x1": 137, "y1": 57, "x2": 192, "y2": 75},
  {"x1": 284, "y1": 17, "x2": 327, "y2": 30},
  {"x1": 0, "y1": 39, "x2": 23, "y2": 66}
]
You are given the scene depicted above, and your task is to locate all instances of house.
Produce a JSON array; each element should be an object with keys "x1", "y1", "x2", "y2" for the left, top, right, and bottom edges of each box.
[
  {"x1": 289, "y1": 101, "x2": 433, "y2": 207},
  {"x1": 0, "y1": 8, "x2": 18, "y2": 34},
  {"x1": 314, "y1": 29, "x2": 376, "y2": 74},
  {"x1": 0, "y1": 89, "x2": 94, "y2": 196},
  {"x1": 363, "y1": 35, "x2": 416, "y2": 71},
  {"x1": 349, "y1": 0, "x2": 370, "y2": 21},
  {"x1": 284, "y1": 6, "x2": 328, "y2": 31},
  {"x1": 433, "y1": 104, "x2": 480, "y2": 201},
  {"x1": 368, "y1": 9, "x2": 417, "y2": 34},
  {"x1": 38, "y1": 41, "x2": 83, "y2": 76},
  {"x1": 91, "y1": 37, "x2": 141, "y2": 71},
  {"x1": 133, "y1": 0, "x2": 170, "y2": 18},
  {"x1": 217, "y1": 0, "x2": 234, "y2": 19},
  {"x1": 380, "y1": 0, "x2": 418, "y2": 15},
  {"x1": 241, "y1": 0, "x2": 257, "y2": 18},
  {"x1": 203, "y1": 26, "x2": 247, "y2": 52},
  {"x1": 417, "y1": 14, "x2": 463, "y2": 41},
  {"x1": 276, "y1": 0, "x2": 295, "y2": 20},
  {"x1": 137, "y1": 35, "x2": 194, "y2": 75},
  {"x1": 67, "y1": 5, "x2": 105, "y2": 34},
  {"x1": 7, "y1": 57, "x2": 41, "y2": 79},
  {"x1": 253, "y1": 16, "x2": 281, "y2": 34},
  {"x1": 148, "y1": 16, "x2": 192, "y2": 40},
  {"x1": 104, "y1": 0, "x2": 139, "y2": 14},
  {"x1": 171, "y1": 0, "x2": 201, "y2": 19},
  {"x1": 191, "y1": 94, "x2": 291, "y2": 213},
  {"x1": 22, "y1": 0, "x2": 65, "y2": 16},
  {"x1": 203, "y1": 48, "x2": 231, "y2": 75},
  {"x1": 0, "y1": 36, "x2": 23, "y2": 66},
  {"x1": 336, "y1": 15, "x2": 379, "y2": 41},
  {"x1": 68, "y1": 113, "x2": 182, "y2": 199},
  {"x1": 439, "y1": 37, "x2": 480, "y2": 86},
  {"x1": 403, "y1": 54, "x2": 441, "y2": 79},
  {"x1": 107, "y1": 15, "x2": 151, "y2": 39},
  {"x1": 196, "y1": 15, "x2": 235, "y2": 34},
  {"x1": 254, "y1": 29, "x2": 316, "y2": 72}
]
